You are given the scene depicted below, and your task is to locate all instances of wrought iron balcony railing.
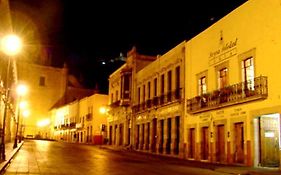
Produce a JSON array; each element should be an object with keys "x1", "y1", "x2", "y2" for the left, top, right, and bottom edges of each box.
[
  {"x1": 186, "y1": 76, "x2": 268, "y2": 114},
  {"x1": 132, "y1": 88, "x2": 183, "y2": 114},
  {"x1": 109, "y1": 100, "x2": 120, "y2": 107}
]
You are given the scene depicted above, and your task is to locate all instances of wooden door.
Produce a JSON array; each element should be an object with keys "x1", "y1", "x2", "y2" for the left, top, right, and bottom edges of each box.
[
  {"x1": 189, "y1": 128, "x2": 195, "y2": 158},
  {"x1": 166, "y1": 118, "x2": 172, "y2": 154},
  {"x1": 216, "y1": 125, "x2": 225, "y2": 162},
  {"x1": 109, "y1": 126, "x2": 112, "y2": 145},
  {"x1": 159, "y1": 120, "x2": 164, "y2": 153},
  {"x1": 152, "y1": 118, "x2": 157, "y2": 152},
  {"x1": 234, "y1": 122, "x2": 244, "y2": 164},
  {"x1": 201, "y1": 127, "x2": 209, "y2": 160},
  {"x1": 175, "y1": 116, "x2": 180, "y2": 155},
  {"x1": 136, "y1": 125, "x2": 140, "y2": 149},
  {"x1": 260, "y1": 116, "x2": 280, "y2": 167},
  {"x1": 119, "y1": 124, "x2": 123, "y2": 145}
]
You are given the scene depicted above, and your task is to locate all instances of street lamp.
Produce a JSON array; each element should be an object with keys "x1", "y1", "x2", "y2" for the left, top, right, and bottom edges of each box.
[
  {"x1": 13, "y1": 84, "x2": 27, "y2": 148},
  {"x1": 20, "y1": 109, "x2": 29, "y2": 142},
  {"x1": 0, "y1": 34, "x2": 22, "y2": 160}
]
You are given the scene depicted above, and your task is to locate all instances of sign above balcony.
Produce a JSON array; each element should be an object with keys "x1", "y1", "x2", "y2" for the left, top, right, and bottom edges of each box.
[{"x1": 209, "y1": 38, "x2": 238, "y2": 66}]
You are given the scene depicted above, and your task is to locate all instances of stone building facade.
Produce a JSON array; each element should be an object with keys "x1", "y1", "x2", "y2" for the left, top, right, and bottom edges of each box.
[{"x1": 107, "y1": 0, "x2": 281, "y2": 169}]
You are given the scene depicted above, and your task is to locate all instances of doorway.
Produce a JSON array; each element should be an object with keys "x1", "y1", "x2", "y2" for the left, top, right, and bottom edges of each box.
[
  {"x1": 201, "y1": 127, "x2": 209, "y2": 160},
  {"x1": 216, "y1": 125, "x2": 225, "y2": 163},
  {"x1": 152, "y1": 118, "x2": 157, "y2": 152},
  {"x1": 255, "y1": 114, "x2": 280, "y2": 167},
  {"x1": 234, "y1": 122, "x2": 244, "y2": 164},
  {"x1": 189, "y1": 128, "x2": 195, "y2": 159}
]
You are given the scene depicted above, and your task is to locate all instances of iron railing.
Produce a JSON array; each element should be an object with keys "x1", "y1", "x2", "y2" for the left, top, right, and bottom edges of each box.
[
  {"x1": 133, "y1": 88, "x2": 183, "y2": 113},
  {"x1": 186, "y1": 76, "x2": 268, "y2": 113}
]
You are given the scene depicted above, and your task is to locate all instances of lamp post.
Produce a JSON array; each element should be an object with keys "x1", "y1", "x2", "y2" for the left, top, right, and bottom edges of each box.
[
  {"x1": 13, "y1": 84, "x2": 27, "y2": 148},
  {"x1": 0, "y1": 34, "x2": 22, "y2": 159},
  {"x1": 20, "y1": 109, "x2": 29, "y2": 143}
]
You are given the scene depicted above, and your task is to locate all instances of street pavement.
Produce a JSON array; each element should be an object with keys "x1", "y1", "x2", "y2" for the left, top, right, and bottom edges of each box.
[
  {"x1": 0, "y1": 141, "x2": 23, "y2": 174},
  {"x1": 0, "y1": 140, "x2": 280, "y2": 175}
]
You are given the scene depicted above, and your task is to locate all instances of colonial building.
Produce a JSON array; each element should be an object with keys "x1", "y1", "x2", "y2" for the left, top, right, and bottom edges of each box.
[
  {"x1": 133, "y1": 41, "x2": 185, "y2": 156},
  {"x1": 107, "y1": 0, "x2": 281, "y2": 169},
  {"x1": 185, "y1": 0, "x2": 281, "y2": 167},
  {"x1": 16, "y1": 61, "x2": 68, "y2": 138},
  {"x1": 51, "y1": 93, "x2": 108, "y2": 144},
  {"x1": 107, "y1": 47, "x2": 156, "y2": 147}
]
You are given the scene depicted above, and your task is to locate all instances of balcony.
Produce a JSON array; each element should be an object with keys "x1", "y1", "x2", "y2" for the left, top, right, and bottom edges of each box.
[
  {"x1": 76, "y1": 123, "x2": 83, "y2": 129},
  {"x1": 132, "y1": 88, "x2": 183, "y2": 114},
  {"x1": 110, "y1": 100, "x2": 120, "y2": 107},
  {"x1": 186, "y1": 76, "x2": 268, "y2": 114}
]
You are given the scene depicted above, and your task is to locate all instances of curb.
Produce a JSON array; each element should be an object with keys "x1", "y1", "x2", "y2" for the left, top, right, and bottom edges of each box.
[{"x1": 0, "y1": 141, "x2": 24, "y2": 174}]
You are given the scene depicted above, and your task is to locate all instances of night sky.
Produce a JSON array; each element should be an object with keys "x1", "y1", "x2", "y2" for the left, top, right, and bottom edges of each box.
[{"x1": 10, "y1": 0, "x2": 248, "y2": 94}]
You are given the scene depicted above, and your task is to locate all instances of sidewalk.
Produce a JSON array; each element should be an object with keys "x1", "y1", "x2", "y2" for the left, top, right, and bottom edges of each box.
[
  {"x1": 100, "y1": 145, "x2": 281, "y2": 175},
  {"x1": 0, "y1": 141, "x2": 23, "y2": 173}
]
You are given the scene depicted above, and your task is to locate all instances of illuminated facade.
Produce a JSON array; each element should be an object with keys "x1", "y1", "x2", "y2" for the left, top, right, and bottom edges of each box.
[
  {"x1": 107, "y1": 0, "x2": 281, "y2": 168},
  {"x1": 107, "y1": 47, "x2": 156, "y2": 147},
  {"x1": 17, "y1": 61, "x2": 68, "y2": 138},
  {"x1": 133, "y1": 42, "x2": 185, "y2": 156},
  {"x1": 51, "y1": 94, "x2": 108, "y2": 144},
  {"x1": 184, "y1": 0, "x2": 281, "y2": 167}
]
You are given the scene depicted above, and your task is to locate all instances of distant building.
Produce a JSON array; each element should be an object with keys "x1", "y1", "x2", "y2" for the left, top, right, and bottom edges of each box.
[
  {"x1": 50, "y1": 93, "x2": 108, "y2": 144},
  {"x1": 17, "y1": 60, "x2": 97, "y2": 139}
]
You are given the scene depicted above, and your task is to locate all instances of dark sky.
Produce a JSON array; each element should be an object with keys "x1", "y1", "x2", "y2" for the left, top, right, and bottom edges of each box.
[{"x1": 11, "y1": 0, "x2": 248, "y2": 94}]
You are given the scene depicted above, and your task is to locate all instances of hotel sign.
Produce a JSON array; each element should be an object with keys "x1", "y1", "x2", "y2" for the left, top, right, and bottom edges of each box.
[{"x1": 209, "y1": 38, "x2": 238, "y2": 66}]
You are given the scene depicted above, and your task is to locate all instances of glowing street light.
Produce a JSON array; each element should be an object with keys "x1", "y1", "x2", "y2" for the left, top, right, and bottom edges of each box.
[
  {"x1": 13, "y1": 84, "x2": 28, "y2": 148},
  {"x1": 20, "y1": 109, "x2": 30, "y2": 141},
  {"x1": 22, "y1": 110, "x2": 30, "y2": 118},
  {"x1": 1, "y1": 34, "x2": 22, "y2": 56},
  {"x1": 99, "y1": 106, "x2": 108, "y2": 114},
  {"x1": 1, "y1": 34, "x2": 22, "y2": 160},
  {"x1": 37, "y1": 119, "x2": 50, "y2": 127}
]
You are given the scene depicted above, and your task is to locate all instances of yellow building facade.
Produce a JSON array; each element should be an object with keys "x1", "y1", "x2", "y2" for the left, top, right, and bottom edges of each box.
[
  {"x1": 107, "y1": 0, "x2": 281, "y2": 169},
  {"x1": 51, "y1": 94, "x2": 108, "y2": 144},
  {"x1": 107, "y1": 47, "x2": 156, "y2": 147},
  {"x1": 17, "y1": 61, "x2": 68, "y2": 138},
  {"x1": 185, "y1": 0, "x2": 281, "y2": 167},
  {"x1": 133, "y1": 42, "x2": 185, "y2": 156}
]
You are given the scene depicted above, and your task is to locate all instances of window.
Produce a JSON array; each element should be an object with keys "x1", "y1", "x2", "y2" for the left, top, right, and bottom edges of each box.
[
  {"x1": 111, "y1": 93, "x2": 113, "y2": 104},
  {"x1": 167, "y1": 70, "x2": 172, "y2": 101},
  {"x1": 161, "y1": 74, "x2": 165, "y2": 95},
  {"x1": 143, "y1": 84, "x2": 146, "y2": 103},
  {"x1": 242, "y1": 57, "x2": 254, "y2": 89},
  {"x1": 115, "y1": 90, "x2": 118, "y2": 101},
  {"x1": 154, "y1": 78, "x2": 157, "y2": 97},
  {"x1": 197, "y1": 70, "x2": 208, "y2": 96},
  {"x1": 175, "y1": 66, "x2": 180, "y2": 89},
  {"x1": 122, "y1": 73, "x2": 131, "y2": 99},
  {"x1": 215, "y1": 61, "x2": 229, "y2": 90},
  {"x1": 218, "y1": 68, "x2": 228, "y2": 89},
  {"x1": 148, "y1": 81, "x2": 151, "y2": 99},
  {"x1": 175, "y1": 66, "x2": 180, "y2": 99},
  {"x1": 168, "y1": 71, "x2": 172, "y2": 92},
  {"x1": 138, "y1": 87, "x2": 141, "y2": 104},
  {"x1": 238, "y1": 48, "x2": 256, "y2": 90},
  {"x1": 198, "y1": 76, "x2": 207, "y2": 95},
  {"x1": 39, "y1": 76, "x2": 45, "y2": 86}
]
